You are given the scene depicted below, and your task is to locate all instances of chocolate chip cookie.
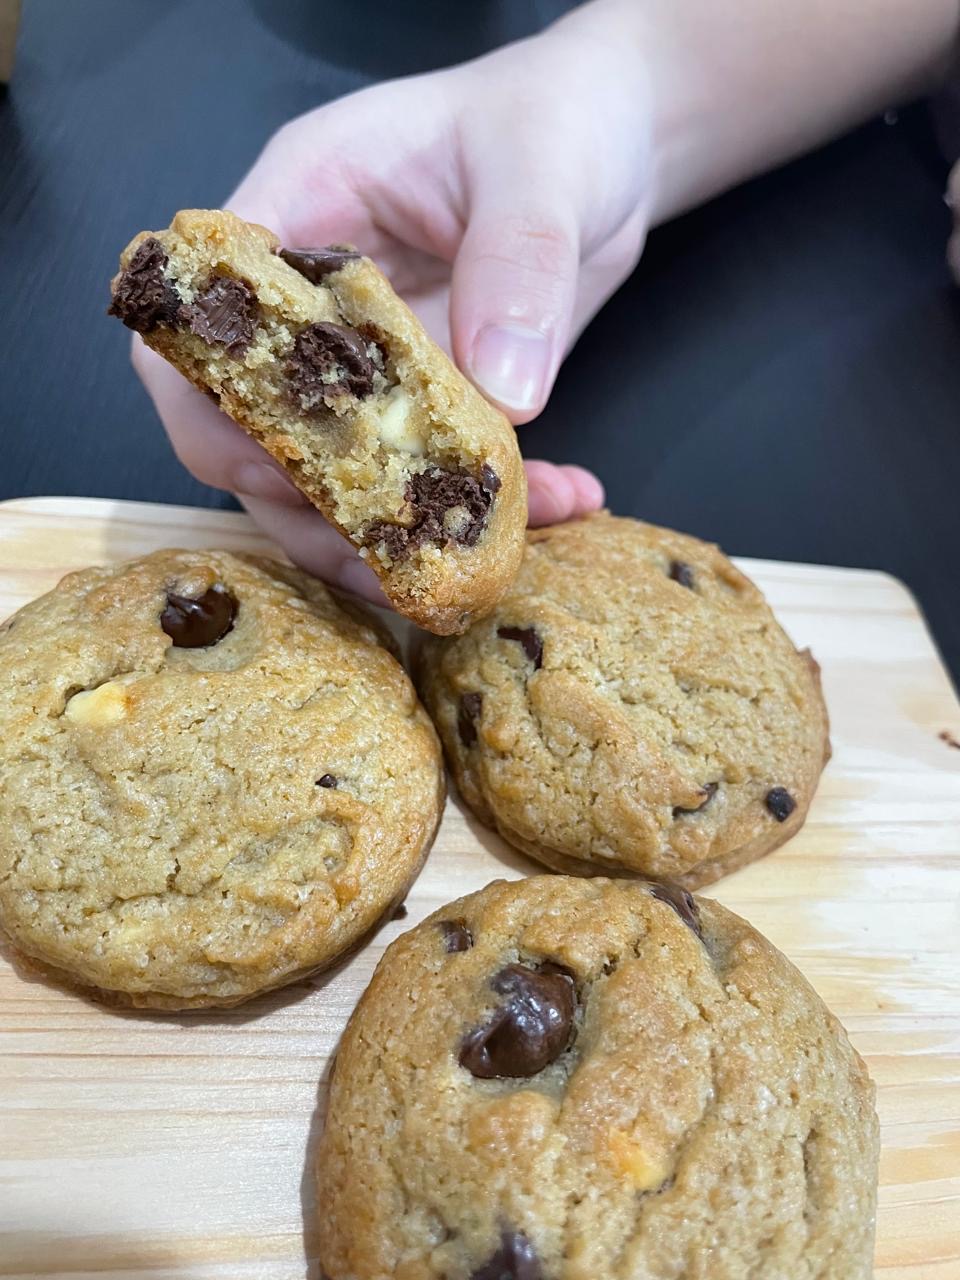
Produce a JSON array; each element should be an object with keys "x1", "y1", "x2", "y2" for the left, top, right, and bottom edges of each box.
[
  {"x1": 109, "y1": 210, "x2": 526, "y2": 634},
  {"x1": 316, "y1": 875, "x2": 878, "y2": 1279},
  {"x1": 0, "y1": 550, "x2": 443, "y2": 1009},
  {"x1": 416, "y1": 513, "x2": 830, "y2": 888}
]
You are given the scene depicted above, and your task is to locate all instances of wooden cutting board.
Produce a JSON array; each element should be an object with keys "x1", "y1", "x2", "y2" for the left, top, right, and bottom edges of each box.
[{"x1": 0, "y1": 496, "x2": 958, "y2": 1280}]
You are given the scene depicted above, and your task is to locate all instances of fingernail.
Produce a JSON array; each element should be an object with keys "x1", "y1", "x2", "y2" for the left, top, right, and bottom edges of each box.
[
  {"x1": 232, "y1": 461, "x2": 306, "y2": 504},
  {"x1": 468, "y1": 324, "x2": 551, "y2": 412}
]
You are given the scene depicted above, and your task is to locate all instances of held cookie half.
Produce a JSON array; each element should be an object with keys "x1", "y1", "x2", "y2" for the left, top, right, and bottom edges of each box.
[
  {"x1": 417, "y1": 513, "x2": 830, "y2": 888},
  {"x1": 108, "y1": 210, "x2": 526, "y2": 634},
  {"x1": 0, "y1": 550, "x2": 444, "y2": 1009},
  {"x1": 316, "y1": 876, "x2": 879, "y2": 1279}
]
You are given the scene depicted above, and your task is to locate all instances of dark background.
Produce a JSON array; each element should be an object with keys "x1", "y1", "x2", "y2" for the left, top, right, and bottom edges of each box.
[{"x1": 2, "y1": 0, "x2": 959, "y2": 680}]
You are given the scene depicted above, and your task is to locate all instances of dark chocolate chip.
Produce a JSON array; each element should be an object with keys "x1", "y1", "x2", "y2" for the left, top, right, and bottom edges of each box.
[
  {"x1": 279, "y1": 245, "x2": 361, "y2": 283},
  {"x1": 458, "y1": 692, "x2": 483, "y2": 747},
  {"x1": 177, "y1": 275, "x2": 258, "y2": 356},
  {"x1": 392, "y1": 902, "x2": 408, "y2": 920},
  {"x1": 362, "y1": 520, "x2": 409, "y2": 561},
  {"x1": 669, "y1": 560, "x2": 695, "y2": 590},
  {"x1": 408, "y1": 468, "x2": 491, "y2": 547},
  {"x1": 365, "y1": 468, "x2": 493, "y2": 559},
  {"x1": 108, "y1": 237, "x2": 181, "y2": 333},
  {"x1": 459, "y1": 963, "x2": 576, "y2": 1079},
  {"x1": 287, "y1": 321, "x2": 376, "y2": 406},
  {"x1": 765, "y1": 787, "x2": 796, "y2": 822},
  {"x1": 160, "y1": 586, "x2": 237, "y2": 648},
  {"x1": 316, "y1": 774, "x2": 338, "y2": 789},
  {"x1": 672, "y1": 780, "x2": 719, "y2": 818},
  {"x1": 497, "y1": 626, "x2": 543, "y2": 670},
  {"x1": 480, "y1": 464, "x2": 502, "y2": 494},
  {"x1": 648, "y1": 881, "x2": 703, "y2": 938},
  {"x1": 439, "y1": 919, "x2": 473, "y2": 952},
  {"x1": 471, "y1": 1230, "x2": 542, "y2": 1280}
]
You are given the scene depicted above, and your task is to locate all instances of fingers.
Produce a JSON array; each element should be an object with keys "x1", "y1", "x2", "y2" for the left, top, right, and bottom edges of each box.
[
  {"x1": 238, "y1": 494, "x2": 391, "y2": 608},
  {"x1": 570, "y1": 208, "x2": 648, "y2": 344},
  {"x1": 448, "y1": 93, "x2": 581, "y2": 426},
  {"x1": 451, "y1": 199, "x2": 579, "y2": 425},
  {"x1": 525, "y1": 460, "x2": 605, "y2": 526},
  {"x1": 132, "y1": 341, "x2": 307, "y2": 506},
  {"x1": 134, "y1": 340, "x2": 390, "y2": 607}
]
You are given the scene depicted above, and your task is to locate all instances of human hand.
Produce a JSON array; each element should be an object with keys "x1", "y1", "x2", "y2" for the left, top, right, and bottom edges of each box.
[
  {"x1": 133, "y1": 5, "x2": 657, "y2": 602},
  {"x1": 133, "y1": 0, "x2": 960, "y2": 604}
]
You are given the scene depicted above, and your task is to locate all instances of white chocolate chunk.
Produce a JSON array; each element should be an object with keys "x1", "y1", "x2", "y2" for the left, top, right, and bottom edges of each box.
[
  {"x1": 608, "y1": 1131, "x2": 671, "y2": 1191},
  {"x1": 376, "y1": 387, "x2": 426, "y2": 455},
  {"x1": 64, "y1": 681, "x2": 129, "y2": 727},
  {"x1": 442, "y1": 505, "x2": 471, "y2": 537}
]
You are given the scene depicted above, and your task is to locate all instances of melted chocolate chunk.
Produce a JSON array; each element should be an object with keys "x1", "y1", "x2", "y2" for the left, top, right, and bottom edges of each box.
[
  {"x1": 363, "y1": 521, "x2": 409, "y2": 561},
  {"x1": 669, "y1": 560, "x2": 695, "y2": 590},
  {"x1": 365, "y1": 468, "x2": 493, "y2": 559},
  {"x1": 108, "y1": 238, "x2": 181, "y2": 333},
  {"x1": 160, "y1": 586, "x2": 237, "y2": 648},
  {"x1": 279, "y1": 245, "x2": 361, "y2": 283},
  {"x1": 471, "y1": 1231, "x2": 543, "y2": 1280},
  {"x1": 392, "y1": 901, "x2": 408, "y2": 920},
  {"x1": 672, "y1": 780, "x2": 719, "y2": 818},
  {"x1": 765, "y1": 787, "x2": 796, "y2": 822},
  {"x1": 288, "y1": 321, "x2": 376, "y2": 406},
  {"x1": 458, "y1": 691, "x2": 483, "y2": 747},
  {"x1": 459, "y1": 963, "x2": 576, "y2": 1079},
  {"x1": 316, "y1": 774, "x2": 338, "y2": 789},
  {"x1": 648, "y1": 881, "x2": 703, "y2": 938},
  {"x1": 440, "y1": 918, "x2": 473, "y2": 952},
  {"x1": 178, "y1": 275, "x2": 258, "y2": 356},
  {"x1": 497, "y1": 626, "x2": 543, "y2": 670},
  {"x1": 481, "y1": 464, "x2": 501, "y2": 494}
]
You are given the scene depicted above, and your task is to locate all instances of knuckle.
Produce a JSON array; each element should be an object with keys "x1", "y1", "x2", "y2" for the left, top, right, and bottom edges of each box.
[
  {"x1": 265, "y1": 116, "x2": 303, "y2": 156},
  {"x1": 497, "y1": 214, "x2": 576, "y2": 277},
  {"x1": 170, "y1": 442, "x2": 226, "y2": 492}
]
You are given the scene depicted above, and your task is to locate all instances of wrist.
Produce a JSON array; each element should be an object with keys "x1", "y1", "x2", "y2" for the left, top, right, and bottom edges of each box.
[
  {"x1": 567, "y1": 0, "x2": 960, "y2": 228},
  {"x1": 538, "y1": 2, "x2": 660, "y2": 228}
]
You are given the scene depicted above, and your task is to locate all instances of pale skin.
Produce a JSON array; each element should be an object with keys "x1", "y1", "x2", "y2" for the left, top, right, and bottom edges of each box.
[{"x1": 133, "y1": 0, "x2": 960, "y2": 605}]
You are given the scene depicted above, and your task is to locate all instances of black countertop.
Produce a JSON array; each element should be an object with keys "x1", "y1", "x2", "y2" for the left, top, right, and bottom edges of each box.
[{"x1": 2, "y1": 0, "x2": 958, "y2": 681}]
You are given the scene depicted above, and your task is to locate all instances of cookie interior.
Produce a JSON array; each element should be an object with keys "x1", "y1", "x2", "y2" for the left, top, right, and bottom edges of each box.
[{"x1": 110, "y1": 215, "x2": 503, "y2": 580}]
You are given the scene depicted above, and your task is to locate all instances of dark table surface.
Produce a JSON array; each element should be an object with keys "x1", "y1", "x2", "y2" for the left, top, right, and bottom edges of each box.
[{"x1": 2, "y1": 0, "x2": 959, "y2": 683}]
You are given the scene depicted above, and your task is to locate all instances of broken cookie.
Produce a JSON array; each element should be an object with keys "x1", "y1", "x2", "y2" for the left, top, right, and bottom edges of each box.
[{"x1": 109, "y1": 210, "x2": 526, "y2": 634}]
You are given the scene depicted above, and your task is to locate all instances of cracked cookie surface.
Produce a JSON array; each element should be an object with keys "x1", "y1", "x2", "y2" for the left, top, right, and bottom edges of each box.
[
  {"x1": 109, "y1": 211, "x2": 526, "y2": 635},
  {"x1": 316, "y1": 875, "x2": 878, "y2": 1280},
  {"x1": 0, "y1": 550, "x2": 443, "y2": 1009},
  {"x1": 416, "y1": 513, "x2": 830, "y2": 888}
]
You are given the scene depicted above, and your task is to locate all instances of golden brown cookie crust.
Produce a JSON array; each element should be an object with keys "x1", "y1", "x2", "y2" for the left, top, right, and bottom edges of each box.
[
  {"x1": 316, "y1": 875, "x2": 878, "y2": 1279},
  {"x1": 0, "y1": 550, "x2": 444, "y2": 1009},
  {"x1": 110, "y1": 211, "x2": 526, "y2": 635},
  {"x1": 416, "y1": 513, "x2": 830, "y2": 888}
]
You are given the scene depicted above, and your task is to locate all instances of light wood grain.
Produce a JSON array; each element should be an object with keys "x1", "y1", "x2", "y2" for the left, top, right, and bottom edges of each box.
[
  {"x1": 0, "y1": 0, "x2": 19, "y2": 83},
  {"x1": 0, "y1": 496, "x2": 958, "y2": 1279}
]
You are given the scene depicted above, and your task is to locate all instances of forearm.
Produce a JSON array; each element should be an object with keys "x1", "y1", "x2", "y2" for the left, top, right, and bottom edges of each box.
[{"x1": 554, "y1": 0, "x2": 960, "y2": 224}]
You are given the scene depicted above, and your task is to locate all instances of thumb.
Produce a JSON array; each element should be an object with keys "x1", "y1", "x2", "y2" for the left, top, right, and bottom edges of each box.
[{"x1": 450, "y1": 187, "x2": 579, "y2": 425}]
